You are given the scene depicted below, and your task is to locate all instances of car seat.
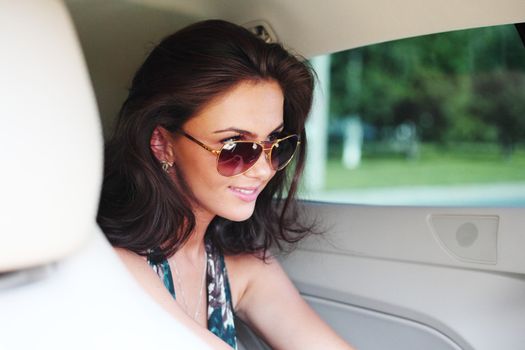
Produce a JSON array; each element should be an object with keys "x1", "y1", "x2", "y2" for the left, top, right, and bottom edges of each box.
[{"x1": 0, "y1": 1, "x2": 208, "y2": 348}]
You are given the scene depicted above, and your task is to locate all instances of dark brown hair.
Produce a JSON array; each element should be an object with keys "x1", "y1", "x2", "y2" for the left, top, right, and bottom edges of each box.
[{"x1": 97, "y1": 19, "x2": 315, "y2": 259}]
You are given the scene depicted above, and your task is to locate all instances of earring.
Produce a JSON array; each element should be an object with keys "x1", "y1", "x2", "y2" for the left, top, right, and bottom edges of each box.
[{"x1": 161, "y1": 160, "x2": 173, "y2": 172}]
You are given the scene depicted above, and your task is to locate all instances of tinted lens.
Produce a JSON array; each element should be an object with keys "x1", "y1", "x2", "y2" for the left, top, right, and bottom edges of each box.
[
  {"x1": 217, "y1": 142, "x2": 262, "y2": 176},
  {"x1": 271, "y1": 135, "x2": 299, "y2": 170}
]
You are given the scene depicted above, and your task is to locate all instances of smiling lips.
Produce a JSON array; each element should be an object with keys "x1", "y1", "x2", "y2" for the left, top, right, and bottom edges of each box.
[{"x1": 228, "y1": 186, "x2": 260, "y2": 202}]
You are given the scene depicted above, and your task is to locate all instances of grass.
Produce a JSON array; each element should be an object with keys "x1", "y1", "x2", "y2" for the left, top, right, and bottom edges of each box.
[{"x1": 324, "y1": 143, "x2": 525, "y2": 190}]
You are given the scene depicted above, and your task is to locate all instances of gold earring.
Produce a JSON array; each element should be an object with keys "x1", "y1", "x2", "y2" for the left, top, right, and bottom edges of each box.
[{"x1": 161, "y1": 160, "x2": 173, "y2": 172}]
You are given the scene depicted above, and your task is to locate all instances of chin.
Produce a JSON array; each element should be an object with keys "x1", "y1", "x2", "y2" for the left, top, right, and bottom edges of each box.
[{"x1": 220, "y1": 204, "x2": 256, "y2": 222}]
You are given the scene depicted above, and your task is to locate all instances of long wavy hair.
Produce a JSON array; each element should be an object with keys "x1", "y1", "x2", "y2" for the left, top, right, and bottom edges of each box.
[{"x1": 97, "y1": 19, "x2": 315, "y2": 260}]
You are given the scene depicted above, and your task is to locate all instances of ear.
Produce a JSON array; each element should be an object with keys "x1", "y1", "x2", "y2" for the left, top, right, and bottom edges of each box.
[{"x1": 150, "y1": 126, "x2": 175, "y2": 163}]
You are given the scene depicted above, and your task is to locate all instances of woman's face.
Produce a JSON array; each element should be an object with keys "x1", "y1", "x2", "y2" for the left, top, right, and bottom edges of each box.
[{"x1": 171, "y1": 80, "x2": 284, "y2": 223}]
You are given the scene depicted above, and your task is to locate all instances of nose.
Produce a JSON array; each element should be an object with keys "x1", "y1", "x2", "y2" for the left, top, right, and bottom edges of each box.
[{"x1": 244, "y1": 145, "x2": 275, "y2": 179}]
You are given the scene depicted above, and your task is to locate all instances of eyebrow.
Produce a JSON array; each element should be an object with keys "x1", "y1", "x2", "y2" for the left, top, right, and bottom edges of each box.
[{"x1": 213, "y1": 123, "x2": 284, "y2": 137}]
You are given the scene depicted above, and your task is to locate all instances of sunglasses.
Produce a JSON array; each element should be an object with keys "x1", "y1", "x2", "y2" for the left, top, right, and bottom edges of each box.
[{"x1": 178, "y1": 131, "x2": 300, "y2": 177}]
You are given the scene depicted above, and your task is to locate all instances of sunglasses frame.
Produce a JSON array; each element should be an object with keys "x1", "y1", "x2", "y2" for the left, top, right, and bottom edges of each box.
[{"x1": 177, "y1": 131, "x2": 300, "y2": 177}]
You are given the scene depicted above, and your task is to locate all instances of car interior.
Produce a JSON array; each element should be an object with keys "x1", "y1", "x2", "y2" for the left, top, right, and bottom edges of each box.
[
  {"x1": 0, "y1": 1, "x2": 207, "y2": 348},
  {"x1": 2, "y1": 1, "x2": 524, "y2": 349}
]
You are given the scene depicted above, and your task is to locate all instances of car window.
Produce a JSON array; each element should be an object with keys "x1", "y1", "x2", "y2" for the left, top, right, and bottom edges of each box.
[{"x1": 301, "y1": 24, "x2": 525, "y2": 206}]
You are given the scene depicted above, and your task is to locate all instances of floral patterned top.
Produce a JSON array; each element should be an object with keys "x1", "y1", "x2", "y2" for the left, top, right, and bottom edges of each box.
[{"x1": 147, "y1": 239, "x2": 237, "y2": 349}]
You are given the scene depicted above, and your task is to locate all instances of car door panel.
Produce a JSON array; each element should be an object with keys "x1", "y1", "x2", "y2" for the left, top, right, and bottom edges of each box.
[{"x1": 275, "y1": 202, "x2": 525, "y2": 350}]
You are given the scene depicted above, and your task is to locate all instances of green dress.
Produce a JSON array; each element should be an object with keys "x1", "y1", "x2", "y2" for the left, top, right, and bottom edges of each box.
[{"x1": 147, "y1": 239, "x2": 238, "y2": 349}]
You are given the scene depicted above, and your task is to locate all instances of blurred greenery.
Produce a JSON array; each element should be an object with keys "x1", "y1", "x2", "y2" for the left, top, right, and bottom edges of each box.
[
  {"x1": 325, "y1": 143, "x2": 525, "y2": 189},
  {"x1": 329, "y1": 24, "x2": 525, "y2": 154}
]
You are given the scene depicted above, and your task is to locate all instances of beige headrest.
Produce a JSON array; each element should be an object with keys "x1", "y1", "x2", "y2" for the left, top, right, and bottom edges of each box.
[{"x1": 0, "y1": 0, "x2": 102, "y2": 271}]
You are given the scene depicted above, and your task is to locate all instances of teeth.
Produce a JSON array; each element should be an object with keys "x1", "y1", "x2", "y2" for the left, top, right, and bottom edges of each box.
[{"x1": 233, "y1": 187, "x2": 255, "y2": 194}]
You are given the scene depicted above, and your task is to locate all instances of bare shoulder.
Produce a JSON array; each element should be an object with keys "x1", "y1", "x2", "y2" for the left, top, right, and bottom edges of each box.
[
  {"x1": 113, "y1": 247, "x2": 158, "y2": 282},
  {"x1": 112, "y1": 247, "x2": 168, "y2": 297},
  {"x1": 112, "y1": 247, "x2": 187, "y2": 319},
  {"x1": 114, "y1": 247, "x2": 144, "y2": 266},
  {"x1": 225, "y1": 251, "x2": 277, "y2": 273},
  {"x1": 224, "y1": 252, "x2": 286, "y2": 314}
]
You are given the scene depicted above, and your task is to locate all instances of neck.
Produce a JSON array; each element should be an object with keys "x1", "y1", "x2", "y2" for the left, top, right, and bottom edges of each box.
[{"x1": 176, "y1": 208, "x2": 214, "y2": 262}]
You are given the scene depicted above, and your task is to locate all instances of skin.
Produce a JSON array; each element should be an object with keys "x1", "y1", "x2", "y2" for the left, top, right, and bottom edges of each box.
[{"x1": 117, "y1": 80, "x2": 355, "y2": 349}]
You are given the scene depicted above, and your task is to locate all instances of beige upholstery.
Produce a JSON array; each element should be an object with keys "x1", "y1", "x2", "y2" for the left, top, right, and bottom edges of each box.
[
  {"x1": 0, "y1": 1, "x2": 207, "y2": 348},
  {"x1": 0, "y1": 0, "x2": 101, "y2": 271}
]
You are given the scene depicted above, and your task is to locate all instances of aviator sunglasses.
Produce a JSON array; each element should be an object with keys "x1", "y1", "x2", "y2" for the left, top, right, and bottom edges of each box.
[{"x1": 177, "y1": 131, "x2": 300, "y2": 177}]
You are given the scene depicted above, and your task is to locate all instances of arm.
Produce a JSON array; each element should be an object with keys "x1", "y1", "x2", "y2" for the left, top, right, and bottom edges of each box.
[{"x1": 228, "y1": 254, "x2": 356, "y2": 350}]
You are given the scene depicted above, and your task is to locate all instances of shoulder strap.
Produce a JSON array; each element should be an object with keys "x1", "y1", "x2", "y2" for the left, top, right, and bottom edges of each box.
[
  {"x1": 206, "y1": 239, "x2": 238, "y2": 349},
  {"x1": 147, "y1": 251, "x2": 176, "y2": 298}
]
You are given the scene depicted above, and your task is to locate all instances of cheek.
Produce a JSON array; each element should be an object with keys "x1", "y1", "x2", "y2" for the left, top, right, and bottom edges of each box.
[
  {"x1": 174, "y1": 153, "x2": 221, "y2": 200},
  {"x1": 182, "y1": 155, "x2": 226, "y2": 192},
  {"x1": 176, "y1": 145, "x2": 214, "y2": 177}
]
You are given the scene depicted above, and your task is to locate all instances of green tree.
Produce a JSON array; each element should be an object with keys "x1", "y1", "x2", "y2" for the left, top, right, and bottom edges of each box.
[
  {"x1": 329, "y1": 24, "x2": 525, "y2": 149},
  {"x1": 471, "y1": 70, "x2": 525, "y2": 155}
]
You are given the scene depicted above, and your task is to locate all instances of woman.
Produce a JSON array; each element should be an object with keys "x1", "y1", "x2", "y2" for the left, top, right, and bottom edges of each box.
[{"x1": 98, "y1": 20, "x2": 354, "y2": 349}]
